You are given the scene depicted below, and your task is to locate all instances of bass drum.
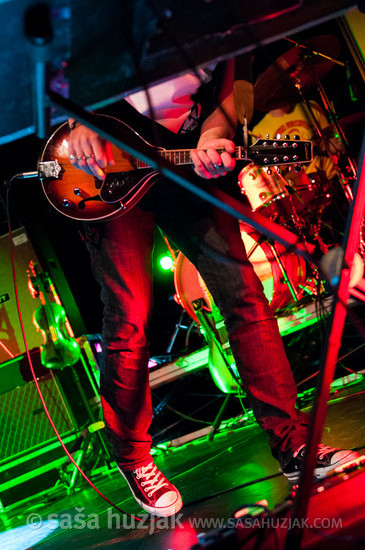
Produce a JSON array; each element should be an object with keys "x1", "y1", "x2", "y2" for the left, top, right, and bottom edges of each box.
[{"x1": 174, "y1": 227, "x2": 307, "y2": 323}]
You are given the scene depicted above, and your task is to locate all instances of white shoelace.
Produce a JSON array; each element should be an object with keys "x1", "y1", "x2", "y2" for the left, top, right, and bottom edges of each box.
[
  {"x1": 293, "y1": 444, "x2": 306, "y2": 458},
  {"x1": 293, "y1": 444, "x2": 337, "y2": 459},
  {"x1": 134, "y1": 462, "x2": 169, "y2": 497},
  {"x1": 316, "y1": 444, "x2": 337, "y2": 459}
]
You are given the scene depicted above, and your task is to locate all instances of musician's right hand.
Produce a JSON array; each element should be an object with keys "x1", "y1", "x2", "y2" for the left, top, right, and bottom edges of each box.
[{"x1": 68, "y1": 123, "x2": 115, "y2": 179}]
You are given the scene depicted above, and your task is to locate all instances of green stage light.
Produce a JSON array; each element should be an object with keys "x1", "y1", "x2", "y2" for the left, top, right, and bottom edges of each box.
[{"x1": 159, "y1": 255, "x2": 173, "y2": 271}]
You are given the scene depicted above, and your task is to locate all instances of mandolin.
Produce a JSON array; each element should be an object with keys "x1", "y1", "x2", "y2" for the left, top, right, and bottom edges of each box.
[{"x1": 38, "y1": 115, "x2": 313, "y2": 222}]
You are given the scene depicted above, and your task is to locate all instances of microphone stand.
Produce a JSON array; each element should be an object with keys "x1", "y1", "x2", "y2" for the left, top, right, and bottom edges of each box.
[{"x1": 285, "y1": 37, "x2": 358, "y2": 200}]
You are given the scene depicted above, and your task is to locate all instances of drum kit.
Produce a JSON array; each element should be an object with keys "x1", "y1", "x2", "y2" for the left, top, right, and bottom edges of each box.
[{"x1": 173, "y1": 35, "x2": 364, "y2": 335}]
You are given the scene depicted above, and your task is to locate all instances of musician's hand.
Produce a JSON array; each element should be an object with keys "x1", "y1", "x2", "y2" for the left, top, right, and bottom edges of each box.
[
  {"x1": 68, "y1": 124, "x2": 115, "y2": 179},
  {"x1": 323, "y1": 135, "x2": 344, "y2": 155},
  {"x1": 190, "y1": 138, "x2": 236, "y2": 179}
]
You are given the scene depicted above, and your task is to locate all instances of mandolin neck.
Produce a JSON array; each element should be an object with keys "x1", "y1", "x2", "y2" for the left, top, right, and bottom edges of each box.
[{"x1": 136, "y1": 147, "x2": 244, "y2": 168}]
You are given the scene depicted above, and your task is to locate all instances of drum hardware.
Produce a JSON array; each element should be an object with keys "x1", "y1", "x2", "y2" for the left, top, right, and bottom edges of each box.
[
  {"x1": 254, "y1": 35, "x2": 358, "y2": 205},
  {"x1": 241, "y1": 228, "x2": 303, "y2": 302},
  {"x1": 238, "y1": 155, "x2": 337, "y2": 259},
  {"x1": 165, "y1": 309, "x2": 191, "y2": 355},
  {"x1": 264, "y1": 240, "x2": 302, "y2": 302},
  {"x1": 293, "y1": 84, "x2": 355, "y2": 203},
  {"x1": 174, "y1": 225, "x2": 307, "y2": 324},
  {"x1": 191, "y1": 298, "x2": 247, "y2": 441},
  {"x1": 192, "y1": 298, "x2": 240, "y2": 394},
  {"x1": 237, "y1": 162, "x2": 326, "y2": 225},
  {"x1": 287, "y1": 45, "x2": 357, "y2": 202},
  {"x1": 236, "y1": 159, "x2": 342, "y2": 308},
  {"x1": 254, "y1": 35, "x2": 342, "y2": 113},
  {"x1": 238, "y1": 163, "x2": 293, "y2": 220}
]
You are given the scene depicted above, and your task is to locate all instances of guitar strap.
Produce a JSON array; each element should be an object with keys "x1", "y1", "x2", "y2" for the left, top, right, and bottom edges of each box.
[{"x1": 97, "y1": 62, "x2": 227, "y2": 150}]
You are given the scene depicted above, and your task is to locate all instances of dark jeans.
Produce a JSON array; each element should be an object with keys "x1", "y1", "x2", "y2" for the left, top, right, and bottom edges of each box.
[{"x1": 85, "y1": 176, "x2": 309, "y2": 471}]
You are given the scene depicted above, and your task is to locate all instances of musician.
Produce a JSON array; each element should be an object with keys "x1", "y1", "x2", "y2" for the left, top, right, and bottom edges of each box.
[{"x1": 67, "y1": 58, "x2": 358, "y2": 517}]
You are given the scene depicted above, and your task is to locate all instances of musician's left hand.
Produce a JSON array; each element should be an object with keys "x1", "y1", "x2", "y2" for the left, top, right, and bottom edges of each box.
[{"x1": 190, "y1": 137, "x2": 236, "y2": 179}]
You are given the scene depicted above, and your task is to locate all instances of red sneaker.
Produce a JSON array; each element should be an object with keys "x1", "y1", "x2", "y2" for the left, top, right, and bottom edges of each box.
[{"x1": 118, "y1": 461, "x2": 183, "y2": 517}]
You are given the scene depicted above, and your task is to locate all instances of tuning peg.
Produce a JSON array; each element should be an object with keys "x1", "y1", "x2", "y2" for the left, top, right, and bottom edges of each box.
[
  {"x1": 266, "y1": 168, "x2": 272, "y2": 175},
  {"x1": 275, "y1": 133, "x2": 281, "y2": 139},
  {"x1": 266, "y1": 133, "x2": 270, "y2": 139},
  {"x1": 284, "y1": 134, "x2": 290, "y2": 140},
  {"x1": 294, "y1": 165, "x2": 302, "y2": 172},
  {"x1": 294, "y1": 134, "x2": 300, "y2": 140}
]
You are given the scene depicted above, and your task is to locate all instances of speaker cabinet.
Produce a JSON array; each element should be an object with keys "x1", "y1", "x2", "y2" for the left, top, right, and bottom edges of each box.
[
  {"x1": 0, "y1": 227, "x2": 45, "y2": 363},
  {"x1": 0, "y1": 348, "x2": 79, "y2": 508},
  {"x1": 0, "y1": 374, "x2": 75, "y2": 462}
]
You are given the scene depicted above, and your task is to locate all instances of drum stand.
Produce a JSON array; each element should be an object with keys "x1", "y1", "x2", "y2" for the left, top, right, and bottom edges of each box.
[
  {"x1": 192, "y1": 298, "x2": 246, "y2": 441},
  {"x1": 268, "y1": 241, "x2": 302, "y2": 301},
  {"x1": 287, "y1": 41, "x2": 356, "y2": 202},
  {"x1": 245, "y1": 233, "x2": 303, "y2": 306},
  {"x1": 166, "y1": 310, "x2": 190, "y2": 354}
]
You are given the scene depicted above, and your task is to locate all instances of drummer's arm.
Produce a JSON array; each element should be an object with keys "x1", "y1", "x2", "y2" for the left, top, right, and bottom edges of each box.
[{"x1": 313, "y1": 103, "x2": 344, "y2": 155}]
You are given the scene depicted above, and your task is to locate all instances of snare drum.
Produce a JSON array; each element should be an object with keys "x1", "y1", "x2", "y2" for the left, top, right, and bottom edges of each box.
[
  {"x1": 174, "y1": 228, "x2": 307, "y2": 322},
  {"x1": 238, "y1": 163, "x2": 290, "y2": 214},
  {"x1": 238, "y1": 163, "x2": 326, "y2": 220}
]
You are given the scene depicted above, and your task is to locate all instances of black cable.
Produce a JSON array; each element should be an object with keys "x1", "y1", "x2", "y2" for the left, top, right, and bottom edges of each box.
[{"x1": 184, "y1": 471, "x2": 282, "y2": 510}]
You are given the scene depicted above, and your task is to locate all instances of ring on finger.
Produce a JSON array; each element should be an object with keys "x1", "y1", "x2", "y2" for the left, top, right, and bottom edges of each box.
[
  {"x1": 85, "y1": 154, "x2": 94, "y2": 160},
  {"x1": 77, "y1": 156, "x2": 85, "y2": 161},
  {"x1": 69, "y1": 154, "x2": 76, "y2": 160}
]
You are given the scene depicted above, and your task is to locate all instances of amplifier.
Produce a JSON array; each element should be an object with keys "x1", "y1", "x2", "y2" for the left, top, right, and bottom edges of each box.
[
  {"x1": 0, "y1": 344, "x2": 103, "y2": 508},
  {"x1": 0, "y1": 228, "x2": 45, "y2": 363}
]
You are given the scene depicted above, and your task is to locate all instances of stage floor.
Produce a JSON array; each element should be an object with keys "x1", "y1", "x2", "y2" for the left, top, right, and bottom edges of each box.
[{"x1": 1, "y1": 376, "x2": 365, "y2": 550}]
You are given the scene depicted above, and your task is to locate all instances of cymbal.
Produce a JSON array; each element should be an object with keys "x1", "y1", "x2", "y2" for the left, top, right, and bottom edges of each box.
[{"x1": 254, "y1": 35, "x2": 341, "y2": 112}]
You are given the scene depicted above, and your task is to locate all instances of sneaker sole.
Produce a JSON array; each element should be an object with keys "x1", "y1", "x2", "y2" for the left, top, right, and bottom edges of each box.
[{"x1": 118, "y1": 466, "x2": 183, "y2": 517}]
